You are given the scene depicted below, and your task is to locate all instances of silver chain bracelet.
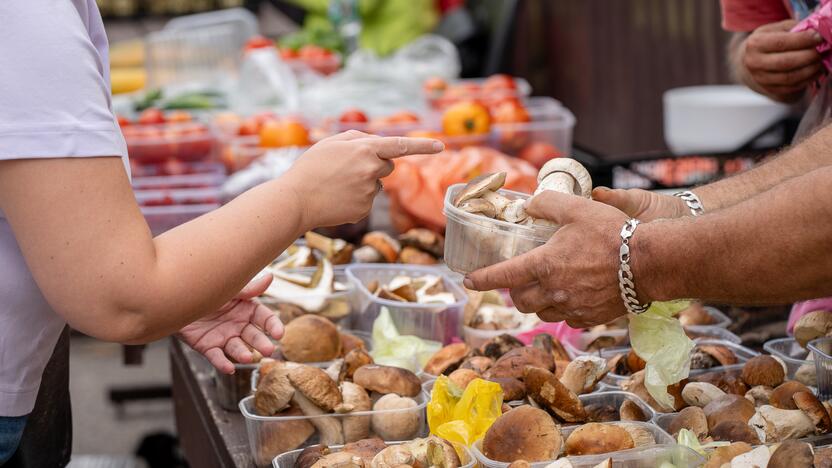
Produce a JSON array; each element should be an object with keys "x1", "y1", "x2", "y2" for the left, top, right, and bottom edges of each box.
[
  {"x1": 618, "y1": 219, "x2": 651, "y2": 315},
  {"x1": 674, "y1": 190, "x2": 704, "y2": 217}
]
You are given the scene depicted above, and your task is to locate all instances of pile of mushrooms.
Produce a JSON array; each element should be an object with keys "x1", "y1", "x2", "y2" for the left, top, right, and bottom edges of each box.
[
  {"x1": 452, "y1": 159, "x2": 592, "y2": 226},
  {"x1": 480, "y1": 405, "x2": 657, "y2": 466},
  {"x1": 702, "y1": 440, "x2": 832, "y2": 468},
  {"x1": 262, "y1": 259, "x2": 351, "y2": 322},
  {"x1": 366, "y1": 274, "x2": 456, "y2": 305},
  {"x1": 610, "y1": 343, "x2": 739, "y2": 380},
  {"x1": 463, "y1": 289, "x2": 539, "y2": 332},
  {"x1": 292, "y1": 436, "x2": 461, "y2": 468},
  {"x1": 782, "y1": 309, "x2": 832, "y2": 387},
  {"x1": 253, "y1": 340, "x2": 424, "y2": 462}
]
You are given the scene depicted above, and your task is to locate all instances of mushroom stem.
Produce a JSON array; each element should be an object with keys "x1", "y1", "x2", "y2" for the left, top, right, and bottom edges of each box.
[
  {"x1": 748, "y1": 405, "x2": 815, "y2": 442},
  {"x1": 535, "y1": 171, "x2": 576, "y2": 196},
  {"x1": 291, "y1": 392, "x2": 345, "y2": 445}
]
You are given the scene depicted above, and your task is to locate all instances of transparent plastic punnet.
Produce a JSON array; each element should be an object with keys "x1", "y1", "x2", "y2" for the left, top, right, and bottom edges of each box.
[
  {"x1": 345, "y1": 264, "x2": 468, "y2": 344},
  {"x1": 258, "y1": 272, "x2": 356, "y2": 328},
  {"x1": 574, "y1": 391, "x2": 657, "y2": 426},
  {"x1": 271, "y1": 440, "x2": 475, "y2": 468},
  {"x1": 240, "y1": 391, "x2": 429, "y2": 467},
  {"x1": 470, "y1": 421, "x2": 687, "y2": 468},
  {"x1": 443, "y1": 185, "x2": 557, "y2": 274},
  {"x1": 809, "y1": 337, "x2": 832, "y2": 401},
  {"x1": 764, "y1": 337, "x2": 817, "y2": 387}
]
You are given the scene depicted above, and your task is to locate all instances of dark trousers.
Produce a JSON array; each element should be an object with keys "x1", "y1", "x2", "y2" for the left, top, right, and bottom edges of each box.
[{"x1": 5, "y1": 327, "x2": 71, "y2": 468}]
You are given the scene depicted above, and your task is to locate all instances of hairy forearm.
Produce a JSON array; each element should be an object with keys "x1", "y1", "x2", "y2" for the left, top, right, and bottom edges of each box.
[
  {"x1": 693, "y1": 124, "x2": 832, "y2": 212},
  {"x1": 636, "y1": 165, "x2": 832, "y2": 304}
]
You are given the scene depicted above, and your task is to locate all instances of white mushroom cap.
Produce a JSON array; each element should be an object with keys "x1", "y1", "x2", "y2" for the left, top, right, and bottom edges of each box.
[
  {"x1": 453, "y1": 172, "x2": 507, "y2": 206},
  {"x1": 537, "y1": 158, "x2": 592, "y2": 198}
]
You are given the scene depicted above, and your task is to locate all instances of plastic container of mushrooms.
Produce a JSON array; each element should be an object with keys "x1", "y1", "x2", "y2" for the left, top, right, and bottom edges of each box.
[
  {"x1": 346, "y1": 264, "x2": 468, "y2": 344},
  {"x1": 240, "y1": 390, "x2": 429, "y2": 467},
  {"x1": 809, "y1": 337, "x2": 832, "y2": 401},
  {"x1": 271, "y1": 438, "x2": 476, "y2": 468},
  {"x1": 470, "y1": 420, "x2": 679, "y2": 468},
  {"x1": 601, "y1": 340, "x2": 759, "y2": 389},
  {"x1": 259, "y1": 270, "x2": 356, "y2": 327},
  {"x1": 443, "y1": 184, "x2": 557, "y2": 274},
  {"x1": 765, "y1": 337, "x2": 819, "y2": 388},
  {"x1": 575, "y1": 391, "x2": 657, "y2": 426}
]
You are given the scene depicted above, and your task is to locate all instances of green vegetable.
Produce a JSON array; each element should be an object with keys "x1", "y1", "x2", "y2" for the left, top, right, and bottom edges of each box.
[
  {"x1": 629, "y1": 301, "x2": 695, "y2": 410},
  {"x1": 369, "y1": 307, "x2": 440, "y2": 372},
  {"x1": 163, "y1": 93, "x2": 220, "y2": 110},
  {"x1": 134, "y1": 88, "x2": 164, "y2": 111}
]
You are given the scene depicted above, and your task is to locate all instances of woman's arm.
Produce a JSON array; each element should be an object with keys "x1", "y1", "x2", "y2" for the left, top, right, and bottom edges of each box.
[{"x1": 0, "y1": 133, "x2": 441, "y2": 344}]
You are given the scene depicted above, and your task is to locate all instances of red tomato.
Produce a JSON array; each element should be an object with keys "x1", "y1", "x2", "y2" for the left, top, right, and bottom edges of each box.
[
  {"x1": 483, "y1": 74, "x2": 517, "y2": 93},
  {"x1": 519, "y1": 142, "x2": 562, "y2": 169},
  {"x1": 339, "y1": 108, "x2": 369, "y2": 124},
  {"x1": 238, "y1": 118, "x2": 260, "y2": 136},
  {"x1": 117, "y1": 115, "x2": 131, "y2": 127},
  {"x1": 166, "y1": 110, "x2": 193, "y2": 123},
  {"x1": 423, "y1": 77, "x2": 448, "y2": 97},
  {"x1": 491, "y1": 100, "x2": 530, "y2": 124},
  {"x1": 387, "y1": 111, "x2": 421, "y2": 124},
  {"x1": 137, "y1": 108, "x2": 166, "y2": 125},
  {"x1": 279, "y1": 47, "x2": 299, "y2": 60},
  {"x1": 299, "y1": 44, "x2": 332, "y2": 60},
  {"x1": 244, "y1": 35, "x2": 274, "y2": 52}
]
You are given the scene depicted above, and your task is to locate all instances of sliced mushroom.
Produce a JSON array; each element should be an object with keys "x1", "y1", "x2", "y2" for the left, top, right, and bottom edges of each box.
[
  {"x1": 424, "y1": 343, "x2": 470, "y2": 376},
  {"x1": 453, "y1": 173, "x2": 507, "y2": 206},
  {"x1": 459, "y1": 198, "x2": 497, "y2": 218},
  {"x1": 560, "y1": 355, "x2": 608, "y2": 395},
  {"x1": 524, "y1": 366, "x2": 586, "y2": 423}
]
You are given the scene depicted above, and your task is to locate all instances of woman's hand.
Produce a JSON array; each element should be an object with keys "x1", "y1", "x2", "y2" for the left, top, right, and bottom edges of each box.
[
  {"x1": 592, "y1": 187, "x2": 688, "y2": 222},
  {"x1": 281, "y1": 131, "x2": 444, "y2": 230},
  {"x1": 179, "y1": 275, "x2": 283, "y2": 374}
]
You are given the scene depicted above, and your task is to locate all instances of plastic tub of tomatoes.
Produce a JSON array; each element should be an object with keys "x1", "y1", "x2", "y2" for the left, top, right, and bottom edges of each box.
[
  {"x1": 423, "y1": 74, "x2": 532, "y2": 111},
  {"x1": 491, "y1": 97, "x2": 576, "y2": 165},
  {"x1": 211, "y1": 112, "x2": 317, "y2": 172},
  {"x1": 120, "y1": 109, "x2": 217, "y2": 165},
  {"x1": 330, "y1": 109, "x2": 431, "y2": 136}
]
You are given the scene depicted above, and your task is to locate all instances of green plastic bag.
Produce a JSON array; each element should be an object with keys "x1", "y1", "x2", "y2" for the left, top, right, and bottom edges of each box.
[{"x1": 369, "y1": 307, "x2": 441, "y2": 372}]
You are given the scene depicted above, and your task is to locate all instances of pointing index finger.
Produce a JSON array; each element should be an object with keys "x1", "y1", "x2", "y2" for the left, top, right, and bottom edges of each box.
[{"x1": 367, "y1": 137, "x2": 445, "y2": 160}]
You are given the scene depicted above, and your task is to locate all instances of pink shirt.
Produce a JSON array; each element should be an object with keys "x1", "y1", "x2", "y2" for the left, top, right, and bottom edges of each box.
[
  {"x1": 0, "y1": 0, "x2": 128, "y2": 416},
  {"x1": 721, "y1": 0, "x2": 793, "y2": 32}
]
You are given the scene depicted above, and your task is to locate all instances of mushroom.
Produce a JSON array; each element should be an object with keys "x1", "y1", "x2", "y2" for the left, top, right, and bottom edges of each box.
[
  {"x1": 288, "y1": 365, "x2": 343, "y2": 412},
  {"x1": 794, "y1": 310, "x2": 832, "y2": 347},
  {"x1": 618, "y1": 422, "x2": 656, "y2": 447},
  {"x1": 524, "y1": 366, "x2": 586, "y2": 423},
  {"x1": 769, "y1": 380, "x2": 811, "y2": 409},
  {"x1": 305, "y1": 231, "x2": 354, "y2": 265},
  {"x1": 481, "y1": 334, "x2": 525, "y2": 359},
  {"x1": 487, "y1": 377, "x2": 526, "y2": 401},
  {"x1": 459, "y1": 198, "x2": 497, "y2": 218},
  {"x1": 768, "y1": 440, "x2": 814, "y2": 468},
  {"x1": 728, "y1": 445, "x2": 770, "y2": 468},
  {"x1": 816, "y1": 446, "x2": 832, "y2": 468},
  {"x1": 482, "y1": 406, "x2": 562, "y2": 462},
  {"x1": 361, "y1": 232, "x2": 401, "y2": 263},
  {"x1": 453, "y1": 173, "x2": 507, "y2": 207},
  {"x1": 370, "y1": 394, "x2": 421, "y2": 440},
  {"x1": 295, "y1": 444, "x2": 329, "y2": 468},
  {"x1": 620, "y1": 370, "x2": 685, "y2": 413},
  {"x1": 624, "y1": 349, "x2": 646, "y2": 374},
  {"x1": 535, "y1": 158, "x2": 593, "y2": 198},
  {"x1": 744, "y1": 385, "x2": 773, "y2": 407},
  {"x1": 796, "y1": 359, "x2": 818, "y2": 387},
  {"x1": 703, "y1": 442, "x2": 752, "y2": 468},
  {"x1": 669, "y1": 406, "x2": 709, "y2": 440},
  {"x1": 507, "y1": 461, "x2": 531, "y2": 468},
  {"x1": 309, "y1": 451, "x2": 364, "y2": 468},
  {"x1": 263, "y1": 259, "x2": 336, "y2": 312},
  {"x1": 741, "y1": 355, "x2": 785, "y2": 388},
  {"x1": 292, "y1": 391, "x2": 344, "y2": 445},
  {"x1": 689, "y1": 345, "x2": 738, "y2": 370},
  {"x1": 619, "y1": 399, "x2": 648, "y2": 422},
  {"x1": 340, "y1": 333, "x2": 366, "y2": 355},
  {"x1": 399, "y1": 246, "x2": 439, "y2": 265},
  {"x1": 560, "y1": 355, "x2": 608, "y2": 395},
  {"x1": 353, "y1": 365, "x2": 422, "y2": 397},
  {"x1": 343, "y1": 438, "x2": 388, "y2": 465},
  {"x1": 703, "y1": 394, "x2": 755, "y2": 429},
  {"x1": 677, "y1": 303, "x2": 716, "y2": 327},
  {"x1": 585, "y1": 335, "x2": 627, "y2": 353},
  {"x1": 337, "y1": 382, "x2": 372, "y2": 442},
  {"x1": 324, "y1": 359, "x2": 345, "y2": 383},
  {"x1": 399, "y1": 229, "x2": 445, "y2": 258},
  {"x1": 748, "y1": 405, "x2": 815, "y2": 442},
  {"x1": 256, "y1": 405, "x2": 315, "y2": 465},
  {"x1": 564, "y1": 423, "x2": 634, "y2": 456},
  {"x1": 273, "y1": 245, "x2": 317, "y2": 270},
  {"x1": 692, "y1": 370, "x2": 748, "y2": 396},
  {"x1": 460, "y1": 356, "x2": 494, "y2": 374},
  {"x1": 485, "y1": 347, "x2": 554, "y2": 380},
  {"x1": 353, "y1": 245, "x2": 385, "y2": 263},
  {"x1": 342, "y1": 348, "x2": 374, "y2": 381},
  {"x1": 710, "y1": 420, "x2": 761, "y2": 445},
  {"x1": 532, "y1": 332, "x2": 571, "y2": 362},
  {"x1": 425, "y1": 436, "x2": 461, "y2": 468},
  {"x1": 793, "y1": 391, "x2": 832, "y2": 434},
  {"x1": 584, "y1": 404, "x2": 618, "y2": 422},
  {"x1": 424, "y1": 343, "x2": 470, "y2": 376},
  {"x1": 371, "y1": 445, "x2": 414, "y2": 468},
  {"x1": 254, "y1": 359, "x2": 296, "y2": 416},
  {"x1": 501, "y1": 199, "x2": 529, "y2": 223},
  {"x1": 448, "y1": 368, "x2": 480, "y2": 390},
  {"x1": 681, "y1": 382, "x2": 726, "y2": 408},
  {"x1": 280, "y1": 315, "x2": 342, "y2": 363}
]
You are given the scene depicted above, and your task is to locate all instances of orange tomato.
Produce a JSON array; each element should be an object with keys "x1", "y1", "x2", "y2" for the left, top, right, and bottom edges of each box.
[
  {"x1": 166, "y1": 110, "x2": 193, "y2": 123},
  {"x1": 238, "y1": 117, "x2": 260, "y2": 136},
  {"x1": 116, "y1": 115, "x2": 131, "y2": 127},
  {"x1": 259, "y1": 120, "x2": 310, "y2": 148},
  {"x1": 279, "y1": 47, "x2": 299, "y2": 60},
  {"x1": 482, "y1": 74, "x2": 517, "y2": 93},
  {"x1": 442, "y1": 101, "x2": 491, "y2": 136},
  {"x1": 387, "y1": 111, "x2": 421, "y2": 124},
  {"x1": 491, "y1": 100, "x2": 530, "y2": 124},
  {"x1": 244, "y1": 35, "x2": 274, "y2": 52},
  {"x1": 519, "y1": 142, "x2": 561, "y2": 169},
  {"x1": 423, "y1": 77, "x2": 448, "y2": 97},
  {"x1": 137, "y1": 108, "x2": 166, "y2": 125}
]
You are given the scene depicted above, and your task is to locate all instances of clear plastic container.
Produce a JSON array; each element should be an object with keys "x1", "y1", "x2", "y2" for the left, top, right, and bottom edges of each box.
[
  {"x1": 443, "y1": 185, "x2": 557, "y2": 274},
  {"x1": 240, "y1": 391, "x2": 429, "y2": 467},
  {"x1": 272, "y1": 440, "x2": 475, "y2": 468},
  {"x1": 764, "y1": 337, "x2": 817, "y2": 387},
  {"x1": 686, "y1": 326, "x2": 741, "y2": 344},
  {"x1": 214, "y1": 363, "x2": 258, "y2": 412},
  {"x1": 123, "y1": 122, "x2": 217, "y2": 164},
  {"x1": 565, "y1": 329, "x2": 630, "y2": 358},
  {"x1": 129, "y1": 161, "x2": 226, "y2": 178},
  {"x1": 577, "y1": 391, "x2": 657, "y2": 425},
  {"x1": 809, "y1": 337, "x2": 832, "y2": 401},
  {"x1": 470, "y1": 421, "x2": 676, "y2": 468},
  {"x1": 140, "y1": 203, "x2": 219, "y2": 235},
  {"x1": 132, "y1": 171, "x2": 226, "y2": 190},
  {"x1": 345, "y1": 264, "x2": 468, "y2": 344},
  {"x1": 686, "y1": 306, "x2": 732, "y2": 329},
  {"x1": 259, "y1": 272, "x2": 356, "y2": 327},
  {"x1": 491, "y1": 97, "x2": 576, "y2": 158},
  {"x1": 425, "y1": 77, "x2": 532, "y2": 111},
  {"x1": 462, "y1": 324, "x2": 535, "y2": 349},
  {"x1": 601, "y1": 340, "x2": 759, "y2": 388}
]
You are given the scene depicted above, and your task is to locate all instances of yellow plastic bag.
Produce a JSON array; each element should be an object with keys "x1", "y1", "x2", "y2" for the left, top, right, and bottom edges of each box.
[{"x1": 427, "y1": 376, "x2": 503, "y2": 446}]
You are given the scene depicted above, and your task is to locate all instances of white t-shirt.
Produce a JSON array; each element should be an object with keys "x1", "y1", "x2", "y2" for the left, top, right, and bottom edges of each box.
[{"x1": 0, "y1": 0, "x2": 128, "y2": 416}]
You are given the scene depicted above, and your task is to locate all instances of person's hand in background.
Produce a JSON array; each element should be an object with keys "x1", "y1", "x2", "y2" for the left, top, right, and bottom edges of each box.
[
  {"x1": 179, "y1": 274, "x2": 282, "y2": 374},
  {"x1": 464, "y1": 192, "x2": 630, "y2": 328},
  {"x1": 281, "y1": 130, "x2": 444, "y2": 230},
  {"x1": 735, "y1": 19, "x2": 823, "y2": 103},
  {"x1": 592, "y1": 187, "x2": 688, "y2": 221}
]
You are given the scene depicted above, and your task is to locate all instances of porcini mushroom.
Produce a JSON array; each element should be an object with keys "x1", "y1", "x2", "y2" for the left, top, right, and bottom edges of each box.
[
  {"x1": 342, "y1": 438, "x2": 388, "y2": 465},
  {"x1": 343, "y1": 348, "x2": 374, "y2": 381},
  {"x1": 793, "y1": 391, "x2": 832, "y2": 434},
  {"x1": 292, "y1": 391, "x2": 345, "y2": 445},
  {"x1": 453, "y1": 173, "x2": 507, "y2": 206},
  {"x1": 460, "y1": 356, "x2": 494, "y2": 374},
  {"x1": 281, "y1": 315, "x2": 342, "y2": 363},
  {"x1": 399, "y1": 246, "x2": 438, "y2": 265},
  {"x1": 448, "y1": 368, "x2": 480, "y2": 390},
  {"x1": 263, "y1": 259, "x2": 336, "y2": 312},
  {"x1": 524, "y1": 366, "x2": 586, "y2": 423},
  {"x1": 681, "y1": 382, "x2": 726, "y2": 408},
  {"x1": 487, "y1": 377, "x2": 526, "y2": 402},
  {"x1": 618, "y1": 423, "x2": 656, "y2": 447},
  {"x1": 482, "y1": 406, "x2": 562, "y2": 462},
  {"x1": 669, "y1": 406, "x2": 709, "y2": 440},
  {"x1": 703, "y1": 442, "x2": 751, "y2": 468},
  {"x1": 337, "y1": 382, "x2": 372, "y2": 442},
  {"x1": 794, "y1": 310, "x2": 832, "y2": 347},
  {"x1": 748, "y1": 405, "x2": 815, "y2": 442},
  {"x1": 399, "y1": 229, "x2": 445, "y2": 258},
  {"x1": 485, "y1": 347, "x2": 554, "y2": 380},
  {"x1": 360, "y1": 232, "x2": 401, "y2": 263},
  {"x1": 371, "y1": 445, "x2": 414, "y2": 468},
  {"x1": 710, "y1": 420, "x2": 761, "y2": 445},
  {"x1": 535, "y1": 158, "x2": 593, "y2": 198},
  {"x1": 256, "y1": 404, "x2": 314, "y2": 464},
  {"x1": 353, "y1": 365, "x2": 422, "y2": 397},
  {"x1": 619, "y1": 399, "x2": 648, "y2": 422},
  {"x1": 424, "y1": 343, "x2": 470, "y2": 376},
  {"x1": 254, "y1": 359, "x2": 296, "y2": 416},
  {"x1": 770, "y1": 380, "x2": 811, "y2": 409},
  {"x1": 768, "y1": 440, "x2": 814, "y2": 468},
  {"x1": 288, "y1": 365, "x2": 343, "y2": 412},
  {"x1": 560, "y1": 355, "x2": 609, "y2": 395},
  {"x1": 370, "y1": 394, "x2": 421, "y2": 440},
  {"x1": 703, "y1": 394, "x2": 755, "y2": 429},
  {"x1": 425, "y1": 436, "x2": 461, "y2": 468},
  {"x1": 741, "y1": 355, "x2": 785, "y2": 388},
  {"x1": 564, "y1": 423, "x2": 634, "y2": 456}
]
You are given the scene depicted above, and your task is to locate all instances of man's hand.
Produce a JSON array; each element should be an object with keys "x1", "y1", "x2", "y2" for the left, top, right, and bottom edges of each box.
[
  {"x1": 179, "y1": 275, "x2": 283, "y2": 374},
  {"x1": 592, "y1": 187, "x2": 688, "y2": 221},
  {"x1": 738, "y1": 20, "x2": 822, "y2": 103},
  {"x1": 464, "y1": 192, "x2": 629, "y2": 328}
]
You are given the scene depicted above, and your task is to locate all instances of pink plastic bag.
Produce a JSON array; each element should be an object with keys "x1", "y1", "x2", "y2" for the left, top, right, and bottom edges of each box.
[
  {"x1": 792, "y1": 0, "x2": 832, "y2": 139},
  {"x1": 788, "y1": 298, "x2": 832, "y2": 333},
  {"x1": 516, "y1": 322, "x2": 582, "y2": 346}
]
